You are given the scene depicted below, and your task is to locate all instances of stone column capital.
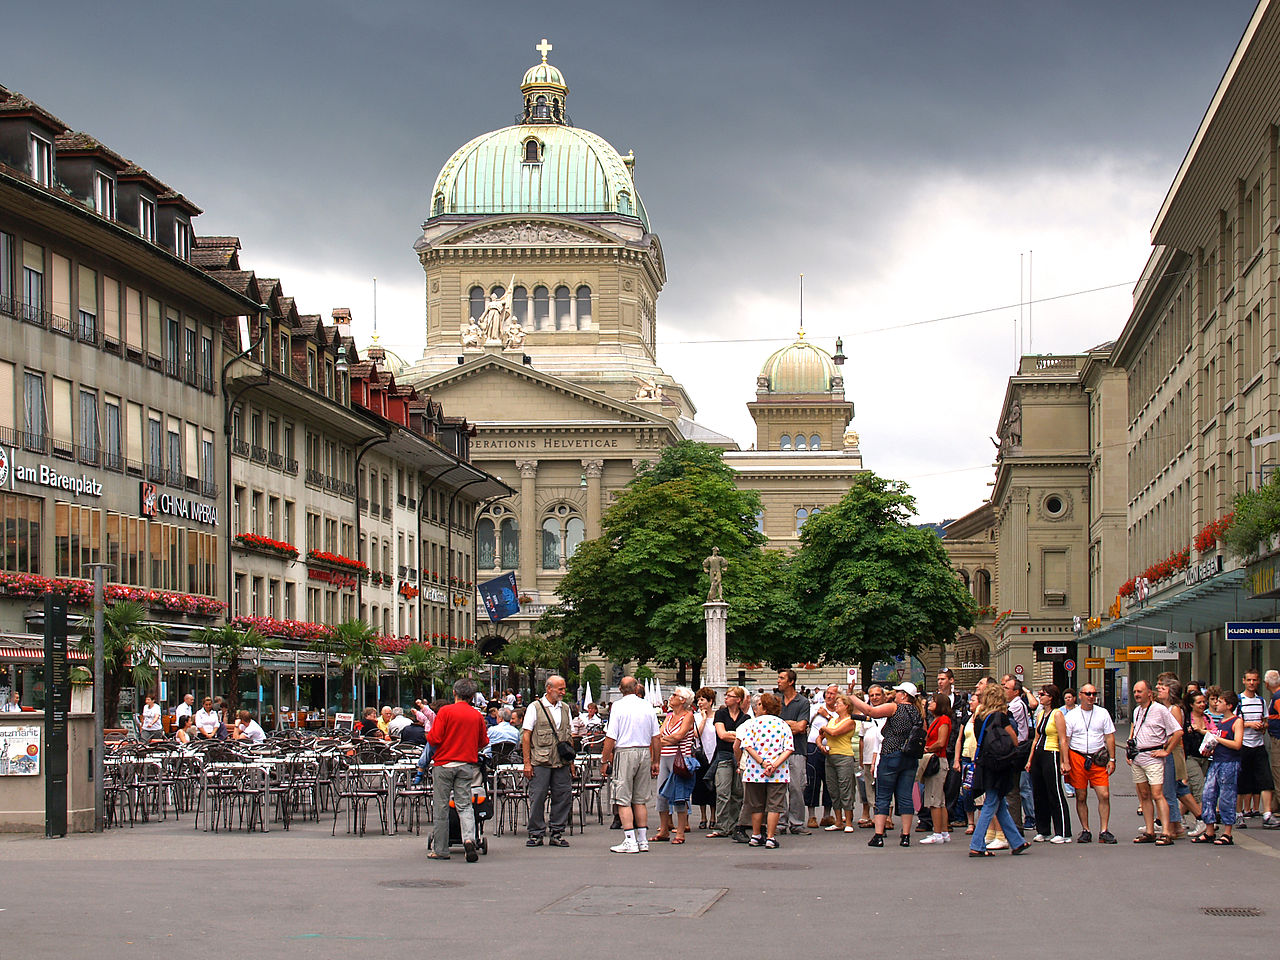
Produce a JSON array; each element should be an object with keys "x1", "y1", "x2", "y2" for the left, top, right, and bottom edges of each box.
[
  {"x1": 581, "y1": 459, "x2": 604, "y2": 478},
  {"x1": 516, "y1": 459, "x2": 539, "y2": 479}
]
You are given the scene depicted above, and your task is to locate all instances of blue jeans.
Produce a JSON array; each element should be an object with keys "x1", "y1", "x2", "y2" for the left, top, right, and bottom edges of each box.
[
  {"x1": 1161, "y1": 754, "x2": 1184, "y2": 823},
  {"x1": 971, "y1": 787, "x2": 1024, "y2": 852},
  {"x1": 417, "y1": 743, "x2": 434, "y2": 773},
  {"x1": 874, "y1": 751, "x2": 915, "y2": 823},
  {"x1": 1202, "y1": 759, "x2": 1241, "y2": 827},
  {"x1": 1019, "y1": 770, "x2": 1035, "y2": 824}
]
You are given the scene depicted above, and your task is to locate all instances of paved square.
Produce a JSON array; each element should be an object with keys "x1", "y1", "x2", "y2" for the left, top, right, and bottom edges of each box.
[{"x1": 539, "y1": 884, "x2": 727, "y2": 917}]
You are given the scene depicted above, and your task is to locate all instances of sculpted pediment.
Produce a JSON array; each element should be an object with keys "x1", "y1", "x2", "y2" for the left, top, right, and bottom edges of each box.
[{"x1": 445, "y1": 220, "x2": 613, "y2": 246}]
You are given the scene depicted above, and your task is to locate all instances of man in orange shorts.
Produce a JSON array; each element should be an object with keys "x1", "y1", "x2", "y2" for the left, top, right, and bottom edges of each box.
[{"x1": 1060, "y1": 685, "x2": 1117, "y2": 844}]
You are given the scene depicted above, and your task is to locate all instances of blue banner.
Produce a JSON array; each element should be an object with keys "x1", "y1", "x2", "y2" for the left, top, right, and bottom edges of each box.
[{"x1": 479, "y1": 572, "x2": 520, "y2": 622}]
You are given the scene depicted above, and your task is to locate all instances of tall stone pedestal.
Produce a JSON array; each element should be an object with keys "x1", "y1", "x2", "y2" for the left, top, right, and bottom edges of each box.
[{"x1": 703, "y1": 601, "x2": 729, "y2": 703}]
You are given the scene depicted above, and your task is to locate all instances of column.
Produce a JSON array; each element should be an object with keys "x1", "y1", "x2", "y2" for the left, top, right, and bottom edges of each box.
[
  {"x1": 703, "y1": 601, "x2": 729, "y2": 701},
  {"x1": 516, "y1": 459, "x2": 538, "y2": 594},
  {"x1": 582, "y1": 458, "x2": 604, "y2": 537}
]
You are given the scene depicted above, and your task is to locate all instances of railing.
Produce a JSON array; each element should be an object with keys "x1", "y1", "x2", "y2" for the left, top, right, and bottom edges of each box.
[
  {"x1": 370, "y1": 501, "x2": 380, "y2": 516},
  {"x1": 398, "y1": 565, "x2": 408, "y2": 580},
  {"x1": 305, "y1": 468, "x2": 323, "y2": 487},
  {"x1": 283, "y1": 458, "x2": 298, "y2": 475},
  {"x1": 381, "y1": 507, "x2": 392, "y2": 520},
  {"x1": 0, "y1": 292, "x2": 17, "y2": 318},
  {"x1": 0, "y1": 426, "x2": 49, "y2": 454},
  {"x1": 231, "y1": 439, "x2": 250, "y2": 457},
  {"x1": 339, "y1": 481, "x2": 356, "y2": 499},
  {"x1": 397, "y1": 494, "x2": 407, "y2": 506},
  {"x1": 358, "y1": 497, "x2": 368, "y2": 512},
  {"x1": 101, "y1": 452, "x2": 124, "y2": 472},
  {"x1": 166, "y1": 469, "x2": 184, "y2": 488},
  {"x1": 145, "y1": 463, "x2": 165, "y2": 483},
  {"x1": 200, "y1": 480, "x2": 219, "y2": 498},
  {"x1": 76, "y1": 316, "x2": 98, "y2": 345},
  {"x1": 267, "y1": 452, "x2": 283, "y2": 469},
  {"x1": 249, "y1": 445, "x2": 268, "y2": 464},
  {"x1": 323, "y1": 476, "x2": 339, "y2": 494},
  {"x1": 75, "y1": 443, "x2": 99, "y2": 466}
]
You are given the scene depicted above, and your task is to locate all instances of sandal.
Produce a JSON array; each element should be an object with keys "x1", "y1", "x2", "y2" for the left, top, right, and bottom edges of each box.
[
  {"x1": 1154, "y1": 834, "x2": 1175, "y2": 846},
  {"x1": 671, "y1": 837, "x2": 685, "y2": 844},
  {"x1": 1190, "y1": 833, "x2": 1215, "y2": 844},
  {"x1": 1133, "y1": 833, "x2": 1156, "y2": 844},
  {"x1": 968, "y1": 849, "x2": 995, "y2": 857},
  {"x1": 857, "y1": 818, "x2": 874, "y2": 829},
  {"x1": 650, "y1": 834, "x2": 670, "y2": 842},
  {"x1": 426, "y1": 852, "x2": 450, "y2": 860},
  {"x1": 1212, "y1": 835, "x2": 1234, "y2": 845},
  {"x1": 964, "y1": 826, "x2": 975, "y2": 835}
]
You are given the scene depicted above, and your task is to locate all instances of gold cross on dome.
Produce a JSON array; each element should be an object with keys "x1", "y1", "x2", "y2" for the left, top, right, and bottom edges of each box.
[{"x1": 536, "y1": 38, "x2": 553, "y2": 62}]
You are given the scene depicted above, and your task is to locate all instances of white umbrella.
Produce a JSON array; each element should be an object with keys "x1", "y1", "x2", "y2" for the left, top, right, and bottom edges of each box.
[
  {"x1": 582, "y1": 680, "x2": 592, "y2": 709},
  {"x1": 654, "y1": 677, "x2": 663, "y2": 707}
]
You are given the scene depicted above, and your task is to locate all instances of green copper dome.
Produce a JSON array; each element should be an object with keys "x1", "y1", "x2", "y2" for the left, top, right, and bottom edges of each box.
[
  {"x1": 429, "y1": 124, "x2": 649, "y2": 230},
  {"x1": 761, "y1": 333, "x2": 838, "y2": 393}
]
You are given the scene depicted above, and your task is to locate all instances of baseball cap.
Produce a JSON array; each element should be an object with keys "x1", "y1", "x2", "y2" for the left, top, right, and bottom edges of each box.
[{"x1": 893, "y1": 682, "x2": 919, "y2": 697}]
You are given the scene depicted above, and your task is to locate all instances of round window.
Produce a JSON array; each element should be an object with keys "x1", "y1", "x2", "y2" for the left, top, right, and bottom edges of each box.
[{"x1": 1044, "y1": 495, "x2": 1064, "y2": 516}]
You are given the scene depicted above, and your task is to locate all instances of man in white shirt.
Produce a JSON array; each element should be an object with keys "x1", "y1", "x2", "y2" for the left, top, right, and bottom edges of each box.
[
  {"x1": 1127, "y1": 680, "x2": 1182, "y2": 842},
  {"x1": 521, "y1": 675, "x2": 573, "y2": 847},
  {"x1": 1237, "y1": 669, "x2": 1274, "y2": 824},
  {"x1": 601, "y1": 676, "x2": 661, "y2": 854},
  {"x1": 2, "y1": 690, "x2": 22, "y2": 712},
  {"x1": 175, "y1": 693, "x2": 195, "y2": 724},
  {"x1": 388, "y1": 707, "x2": 413, "y2": 738},
  {"x1": 140, "y1": 695, "x2": 164, "y2": 741},
  {"x1": 1061, "y1": 684, "x2": 1117, "y2": 844},
  {"x1": 232, "y1": 709, "x2": 266, "y2": 744},
  {"x1": 194, "y1": 697, "x2": 221, "y2": 740},
  {"x1": 807, "y1": 685, "x2": 838, "y2": 827}
]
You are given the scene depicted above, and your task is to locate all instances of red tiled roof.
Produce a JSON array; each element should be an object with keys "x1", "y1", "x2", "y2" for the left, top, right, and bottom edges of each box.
[
  {"x1": 53, "y1": 131, "x2": 129, "y2": 170},
  {"x1": 0, "y1": 89, "x2": 70, "y2": 133}
]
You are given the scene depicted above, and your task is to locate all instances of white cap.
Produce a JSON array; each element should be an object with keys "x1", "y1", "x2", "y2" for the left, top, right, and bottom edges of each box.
[{"x1": 893, "y1": 681, "x2": 919, "y2": 697}]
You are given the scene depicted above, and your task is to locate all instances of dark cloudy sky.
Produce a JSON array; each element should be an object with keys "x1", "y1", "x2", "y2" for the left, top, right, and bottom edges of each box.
[{"x1": 5, "y1": 0, "x2": 1261, "y2": 519}]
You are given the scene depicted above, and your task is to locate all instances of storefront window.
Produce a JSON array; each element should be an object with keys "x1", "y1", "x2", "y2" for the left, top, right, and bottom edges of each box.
[
  {"x1": 55, "y1": 502, "x2": 100, "y2": 577},
  {"x1": 0, "y1": 492, "x2": 41, "y2": 573}
]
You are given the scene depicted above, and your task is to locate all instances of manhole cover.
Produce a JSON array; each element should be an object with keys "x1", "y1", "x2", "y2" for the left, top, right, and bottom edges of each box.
[
  {"x1": 1202, "y1": 907, "x2": 1262, "y2": 918},
  {"x1": 540, "y1": 885, "x2": 726, "y2": 918},
  {"x1": 380, "y1": 879, "x2": 465, "y2": 889},
  {"x1": 732, "y1": 861, "x2": 812, "y2": 871}
]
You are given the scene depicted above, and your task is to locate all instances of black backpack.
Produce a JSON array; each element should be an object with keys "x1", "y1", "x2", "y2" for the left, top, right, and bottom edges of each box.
[
  {"x1": 976, "y1": 714, "x2": 1019, "y2": 773},
  {"x1": 901, "y1": 707, "x2": 927, "y2": 759}
]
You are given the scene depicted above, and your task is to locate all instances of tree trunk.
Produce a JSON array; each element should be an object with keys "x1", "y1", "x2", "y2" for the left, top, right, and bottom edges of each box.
[
  {"x1": 860, "y1": 655, "x2": 876, "y2": 691},
  {"x1": 676, "y1": 660, "x2": 687, "y2": 685},
  {"x1": 691, "y1": 659, "x2": 702, "y2": 691}
]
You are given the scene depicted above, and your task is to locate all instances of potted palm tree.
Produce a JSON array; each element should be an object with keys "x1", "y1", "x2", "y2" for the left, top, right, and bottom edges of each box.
[
  {"x1": 328, "y1": 619, "x2": 383, "y2": 714},
  {"x1": 191, "y1": 622, "x2": 281, "y2": 716},
  {"x1": 394, "y1": 641, "x2": 442, "y2": 700},
  {"x1": 75, "y1": 600, "x2": 164, "y2": 727}
]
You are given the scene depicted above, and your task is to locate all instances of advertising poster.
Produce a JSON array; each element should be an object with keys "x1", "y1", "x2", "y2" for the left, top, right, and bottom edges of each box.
[{"x1": 0, "y1": 725, "x2": 40, "y2": 775}]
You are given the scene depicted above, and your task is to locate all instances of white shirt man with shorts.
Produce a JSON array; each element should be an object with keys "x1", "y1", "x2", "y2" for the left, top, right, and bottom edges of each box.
[{"x1": 601, "y1": 677, "x2": 660, "y2": 854}]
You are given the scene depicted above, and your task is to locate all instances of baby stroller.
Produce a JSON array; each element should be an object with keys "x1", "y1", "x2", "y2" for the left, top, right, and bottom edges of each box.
[{"x1": 427, "y1": 753, "x2": 494, "y2": 856}]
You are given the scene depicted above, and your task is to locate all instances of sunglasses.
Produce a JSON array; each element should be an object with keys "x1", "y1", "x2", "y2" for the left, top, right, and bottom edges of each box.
[{"x1": 1081, "y1": 691, "x2": 1098, "y2": 696}]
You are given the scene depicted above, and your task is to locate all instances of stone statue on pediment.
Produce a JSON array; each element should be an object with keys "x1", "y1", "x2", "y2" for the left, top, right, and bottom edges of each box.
[
  {"x1": 703, "y1": 547, "x2": 728, "y2": 602},
  {"x1": 462, "y1": 318, "x2": 483, "y2": 347},
  {"x1": 502, "y1": 318, "x2": 527, "y2": 350},
  {"x1": 632, "y1": 376, "x2": 663, "y2": 401}
]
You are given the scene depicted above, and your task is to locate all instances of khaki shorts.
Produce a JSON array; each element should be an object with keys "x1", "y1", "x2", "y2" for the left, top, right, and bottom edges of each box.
[
  {"x1": 1131, "y1": 757, "x2": 1165, "y2": 786},
  {"x1": 920, "y1": 764, "x2": 948, "y2": 808},
  {"x1": 742, "y1": 781, "x2": 788, "y2": 817},
  {"x1": 611, "y1": 747, "x2": 653, "y2": 806}
]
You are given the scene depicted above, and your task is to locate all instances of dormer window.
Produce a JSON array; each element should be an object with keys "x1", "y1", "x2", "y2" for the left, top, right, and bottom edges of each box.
[
  {"x1": 94, "y1": 173, "x2": 115, "y2": 219},
  {"x1": 174, "y1": 220, "x2": 191, "y2": 261},
  {"x1": 138, "y1": 197, "x2": 156, "y2": 242},
  {"x1": 29, "y1": 135, "x2": 52, "y2": 187},
  {"x1": 523, "y1": 138, "x2": 543, "y2": 163}
]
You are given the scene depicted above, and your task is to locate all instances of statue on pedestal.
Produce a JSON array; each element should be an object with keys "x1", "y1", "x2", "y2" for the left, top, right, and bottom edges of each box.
[{"x1": 703, "y1": 547, "x2": 728, "y2": 602}]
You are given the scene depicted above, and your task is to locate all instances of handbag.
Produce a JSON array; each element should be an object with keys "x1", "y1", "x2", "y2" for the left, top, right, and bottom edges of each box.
[
  {"x1": 923, "y1": 754, "x2": 941, "y2": 779},
  {"x1": 538, "y1": 701, "x2": 577, "y2": 765}
]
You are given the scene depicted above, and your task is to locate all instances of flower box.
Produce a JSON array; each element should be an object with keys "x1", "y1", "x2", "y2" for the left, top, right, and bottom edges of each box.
[
  {"x1": 305, "y1": 550, "x2": 368, "y2": 575},
  {"x1": 234, "y1": 533, "x2": 300, "y2": 560}
]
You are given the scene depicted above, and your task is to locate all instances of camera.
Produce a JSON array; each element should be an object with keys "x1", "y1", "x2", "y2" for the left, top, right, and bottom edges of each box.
[{"x1": 1125, "y1": 738, "x2": 1138, "y2": 762}]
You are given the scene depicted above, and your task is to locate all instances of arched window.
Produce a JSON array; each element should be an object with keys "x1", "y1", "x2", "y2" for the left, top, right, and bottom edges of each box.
[
  {"x1": 533, "y1": 95, "x2": 550, "y2": 120},
  {"x1": 795, "y1": 508, "x2": 808, "y2": 535},
  {"x1": 575, "y1": 285, "x2": 592, "y2": 329},
  {"x1": 554, "y1": 285, "x2": 572, "y2": 330},
  {"x1": 432, "y1": 194, "x2": 444, "y2": 217},
  {"x1": 469, "y1": 286, "x2": 485, "y2": 321},
  {"x1": 533, "y1": 286, "x2": 550, "y2": 330},
  {"x1": 523, "y1": 139, "x2": 540, "y2": 163},
  {"x1": 975, "y1": 569, "x2": 992, "y2": 607},
  {"x1": 780, "y1": 434, "x2": 792, "y2": 450},
  {"x1": 809, "y1": 434, "x2": 821, "y2": 450},
  {"x1": 565, "y1": 517, "x2": 585, "y2": 559},
  {"x1": 958, "y1": 569, "x2": 971, "y2": 591},
  {"x1": 795, "y1": 436, "x2": 808, "y2": 451},
  {"x1": 512, "y1": 286, "x2": 528, "y2": 326},
  {"x1": 552, "y1": 97, "x2": 562, "y2": 122},
  {"x1": 476, "y1": 518, "x2": 496, "y2": 569},
  {"x1": 489, "y1": 284, "x2": 505, "y2": 298},
  {"x1": 541, "y1": 517, "x2": 561, "y2": 569},
  {"x1": 499, "y1": 518, "x2": 519, "y2": 568},
  {"x1": 617, "y1": 191, "x2": 632, "y2": 216}
]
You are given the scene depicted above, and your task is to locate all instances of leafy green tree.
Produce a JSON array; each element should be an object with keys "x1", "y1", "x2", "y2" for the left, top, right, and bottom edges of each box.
[
  {"x1": 441, "y1": 648, "x2": 485, "y2": 686},
  {"x1": 328, "y1": 619, "x2": 383, "y2": 711},
  {"x1": 394, "y1": 641, "x2": 442, "y2": 700},
  {"x1": 192, "y1": 623, "x2": 281, "y2": 714},
  {"x1": 1223, "y1": 472, "x2": 1280, "y2": 558},
  {"x1": 76, "y1": 600, "x2": 164, "y2": 726},
  {"x1": 789, "y1": 473, "x2": 974, "y2": 680},
  {"x1": 540, "y1": 441, "x2": 768, "y2": 672},
  {"x1": 580, "y1": 663, "x2": 603, "y2": 696},
  {"x1": 504, "y1": 633, "x2": 571, "y2": 699}
]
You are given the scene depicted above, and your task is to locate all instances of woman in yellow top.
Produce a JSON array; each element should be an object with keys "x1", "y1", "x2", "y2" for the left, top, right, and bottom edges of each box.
[
  {"x1": 1025, "y1": 683, "x2": 1072, "y2": 843},
  {"x1": 819, "y1": 694, "x2": 860, "y2": 832}
]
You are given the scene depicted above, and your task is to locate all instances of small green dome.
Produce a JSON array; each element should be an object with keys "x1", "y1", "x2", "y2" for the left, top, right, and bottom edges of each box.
[
  {"x1": 522, "y1": 61, "x2": 567, "y2": 91},
  {"x1": 761, "y1": 333, "x2": 837, "y2": 393}
]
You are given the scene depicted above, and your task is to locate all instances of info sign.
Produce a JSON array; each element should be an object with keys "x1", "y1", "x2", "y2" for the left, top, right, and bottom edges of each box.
[{"x1": 0, "y1": 724, "x2": 40, "y2": 775}]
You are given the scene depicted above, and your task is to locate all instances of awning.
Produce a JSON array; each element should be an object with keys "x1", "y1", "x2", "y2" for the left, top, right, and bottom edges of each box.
[{"x1": 1084, "y1": 569, "x2": 1280, "y2": 649}]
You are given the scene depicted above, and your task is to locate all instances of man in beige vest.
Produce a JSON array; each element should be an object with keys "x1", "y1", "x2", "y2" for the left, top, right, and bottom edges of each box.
[{"x1": 522, "y1": 674, "x2": 573, "y2": 847}]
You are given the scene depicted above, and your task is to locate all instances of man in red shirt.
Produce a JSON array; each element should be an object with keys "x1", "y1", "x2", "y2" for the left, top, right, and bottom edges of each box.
[{"x1": 427, "y1": 678, "x2": 489, "y2": 862}]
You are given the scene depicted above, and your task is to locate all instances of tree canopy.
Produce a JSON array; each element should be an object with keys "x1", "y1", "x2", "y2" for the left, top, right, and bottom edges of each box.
[
  {"x1": 541, "y1": 441, "x2": 768, "y2": 670},
  {"x1": 789, "y1": 472, "x2": 974, "y2": 678}
]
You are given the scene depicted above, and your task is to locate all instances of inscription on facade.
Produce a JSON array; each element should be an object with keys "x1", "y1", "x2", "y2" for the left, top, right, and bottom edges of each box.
[{"x1": 475, "y1": 437, "x2": 620, "y2": 450}]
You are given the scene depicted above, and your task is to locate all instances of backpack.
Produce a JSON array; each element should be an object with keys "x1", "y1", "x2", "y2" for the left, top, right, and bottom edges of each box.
[
  {"x1": 976, "y1": 714, "x2": 1019, "y2": 773},
  {"x1": 901, "y1": 707, "x2": 927, "y2": 759}
]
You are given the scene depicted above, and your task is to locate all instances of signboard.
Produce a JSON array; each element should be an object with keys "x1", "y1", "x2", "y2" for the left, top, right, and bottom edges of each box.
[
  {"x1": 1186, "y1": 554, "x2": 1223, "y2": 587},
  {"x1": 139, "y1": 481, "x2": 218, "y2": 526},
  {"x1": 478, "y1": 572, "x2": 520, "y2": 623},
  {"x1": 1013, "y1": 664, "x2": 1024, "y2": 677},
  {"x1": 1150, "y1": 645, "x2": 1182, "y2": 660},
  {"x1": 1246, "y1": 554, "x2": 1280, "y2": 598},
  {"x1": 1125, "y1": 646, "x2": 1154, "y2": 660},
  {"x1": 334, "y1": 712, "x2": 354, "y2": 732},
  {"x1": 1225, "y1": 622, "x2": 1280, "y2": 642},
  {"x1": 1084, "y1": 658, "x2": 1106, "y2": 669},
  {"x1": 44, "y1": 594, "x2": 69, "y2": 837},
  {"x1": 1042, "y1": 645, "x2": 1068, "y2": 655},
  {"x1": 845, "y1": 667, "x2": 861, "y2": 688},
  {"x1": 422, "y1": 585, "x2": 448, "y2": 604},
  {"x1": 1165, "y1": 637, "x2": 1195, "y2": 653},
  {"x1": 0, "y1": 724, "x2": 40, "y2": 775},
  {"x1": 1063, "y1": 659, "x2": 1076, "y2": 672},
  {"x1": 307, "y1": 567, "x2": 357, "y2": 589},
  {"x1": 9, "y1": 452, "x2": 103, "y2": 497},
  {"x1": 1113, "y1": 649, "x2": 1129, "y2": 662}
]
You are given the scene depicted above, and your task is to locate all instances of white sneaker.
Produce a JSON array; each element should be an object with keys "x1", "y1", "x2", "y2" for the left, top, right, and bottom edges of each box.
[
  {"x1": 1050, "y1": 834, "x2": 1071, "y2": 844},
  {"x1": 637, "y1": 840, "x2": 649, "y2": 852},
  {"x1": 1032, "y1": 834, "x2": 1048, "y2": 843},
  {"x1": 1187, "y1": 819, "x2": 1207, "y2": 838},
  {"x1": 610, "y1": 839, "x2": 640, "y2": 854},
  {"x1": 940, "y1": 832, "x2": 952, "y2": 843},
  {"x1": 919, "y1": 832, "x2": 944, "y2": 844},
  {"x1": 987, "y1": 837, "x2": 1009, "y2": 850}
]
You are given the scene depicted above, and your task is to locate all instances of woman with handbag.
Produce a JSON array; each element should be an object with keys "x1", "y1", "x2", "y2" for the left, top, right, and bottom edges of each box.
[
  {"x1": 692, "y1": 688, "x2": 718, "y2": 830},
  {"x1": 969, "y1": 683, "x2": 1030, "y2": 857},
  {"x1": 848, "y1": 682, "x2": 924, "y2": 848},
  {"x1": 654, "y1": 686, "x2": 697, "y2": 843},
  {"x1": 918, "y1": 694, "x2": 953, "y2": 844},
  {"x1": 1026, "y1": 684, "x2": 1071, "y2": 843}
]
